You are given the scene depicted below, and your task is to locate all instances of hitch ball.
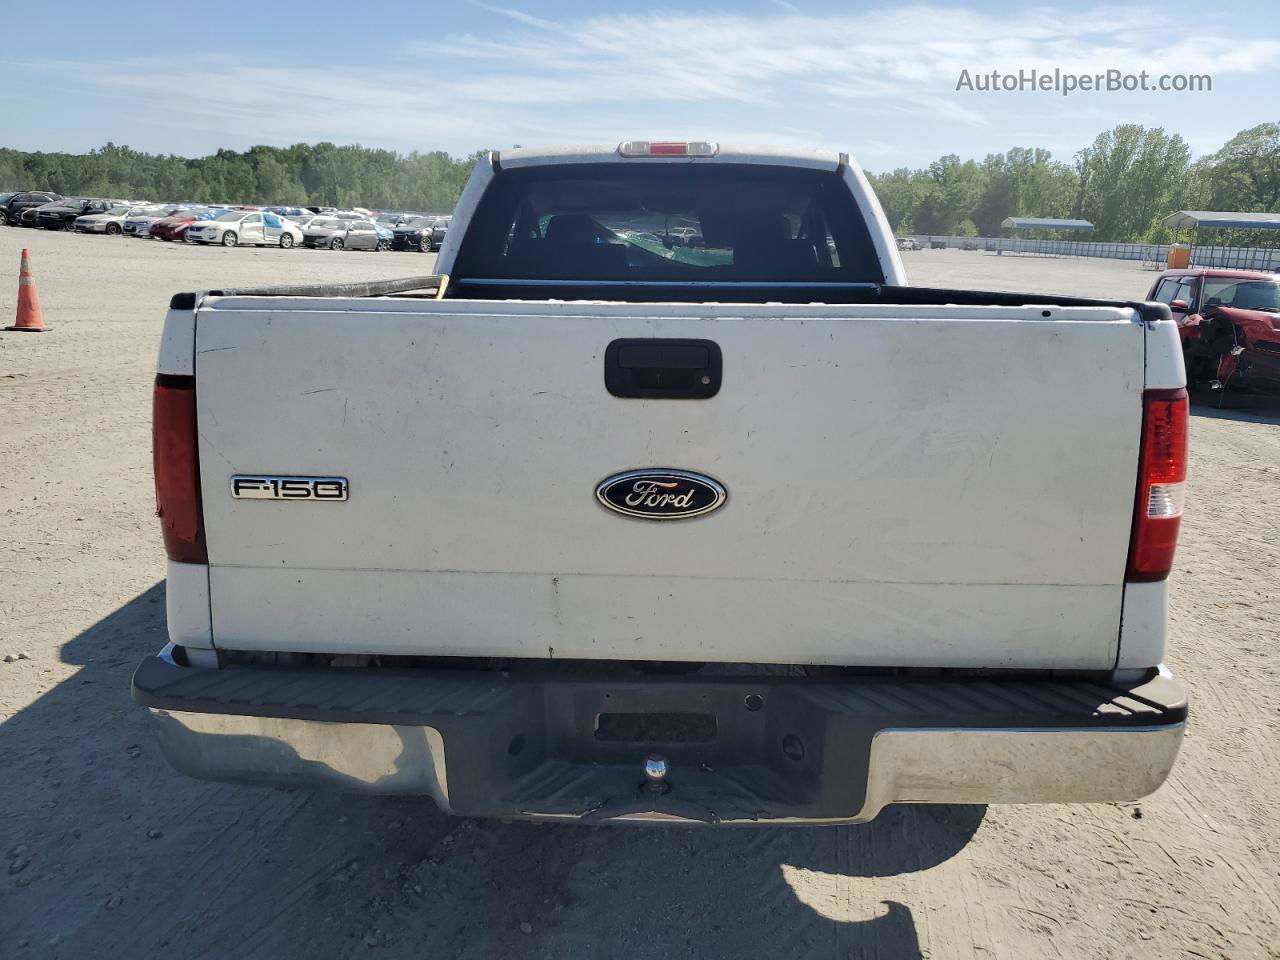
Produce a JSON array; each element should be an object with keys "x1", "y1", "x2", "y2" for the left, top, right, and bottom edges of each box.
[
  {"x1": 642, "y1": 753, "x2": 672, "y2": 795},
  {"x1": 644, "y1": 753, "x2": 669, "y2": 782}
]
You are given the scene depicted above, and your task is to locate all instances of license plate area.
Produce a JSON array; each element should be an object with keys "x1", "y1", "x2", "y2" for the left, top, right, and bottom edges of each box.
[
  {"x1": 552, "y1": 683, "x2": 787, "y2": 770},
  {"x1": 519, "y1": 679, "x2": 837, "y2": 819},
  {"x1": 594, "y1": 711, "x2": 718, "y2": 743}
]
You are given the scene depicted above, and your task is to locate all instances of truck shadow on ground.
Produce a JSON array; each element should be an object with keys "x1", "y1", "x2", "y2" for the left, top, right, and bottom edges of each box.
[
  {"x1": 0, "y1": 584, "x2": 985, "y2": 960},
  {"x1": 1189, "y1": 392, "x2": 1280, "y2": 424}
]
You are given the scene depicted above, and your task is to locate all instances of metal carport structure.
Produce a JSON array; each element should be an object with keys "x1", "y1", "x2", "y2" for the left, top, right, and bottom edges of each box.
[
  {"x1": 1161, "y1": 211, "x2": 1280, "y2": 272},
  {"x1": 997, "y1": 217, "x2": 1095, "y2": 257}
]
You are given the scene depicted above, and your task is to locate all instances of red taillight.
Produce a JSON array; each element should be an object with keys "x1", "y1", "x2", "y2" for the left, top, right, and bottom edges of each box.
[
  {"x1": 153, "y1": 373, "x2": 207, "y2": 564},
  {"x1": 1126, "y1": 388, "x2": 1188, "y2": 582}
]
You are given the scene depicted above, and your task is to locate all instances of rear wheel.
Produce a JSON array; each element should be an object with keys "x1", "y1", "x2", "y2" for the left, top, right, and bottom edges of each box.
[
  {"x1": 279, "y1": 233, "x2": 295, "y2": 249},
  {"x1": 376, "y1": 239, "x2": 390, "y2": 252},
  {"x1": 419, "y1": 237, "x2": 431, "y2": 253},
  {"x1": 63, "y1": 217, "x2": 76, "y2": 232},
  {"x1": 105, "y1": 222, "x2": 120, "y2": 236},
  {"x1": 221, "y1": 231, "x2": 238, "y2": 247},
  {"x1": 330, "y1": 237, "x2": 344, "y2": 251}
]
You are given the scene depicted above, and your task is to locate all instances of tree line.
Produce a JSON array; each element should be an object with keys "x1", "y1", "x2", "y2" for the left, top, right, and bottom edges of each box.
[
  {"x1": 0, "y1": 142, "x2": 483, "y2": 213},
  {"x1": 868, "y1": 121, "x2": 1280, "y2": 243},
  {"x1": 1, "y1": 122, "x2": 1278, "y2": 240}
]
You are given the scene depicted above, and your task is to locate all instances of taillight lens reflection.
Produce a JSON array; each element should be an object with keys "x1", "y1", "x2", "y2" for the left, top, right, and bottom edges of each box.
[
  {"x1": 153, "y1": 374, "x2": 207, "y2": 564},
  {"x1": 1126, "y1": 388, "x2": 1188, "y2": 582}
]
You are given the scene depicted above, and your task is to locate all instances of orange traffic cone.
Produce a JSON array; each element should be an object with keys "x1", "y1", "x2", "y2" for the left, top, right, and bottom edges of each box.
[{"x1": 6, "y1": 249, "x2": 47, "y2": 332}]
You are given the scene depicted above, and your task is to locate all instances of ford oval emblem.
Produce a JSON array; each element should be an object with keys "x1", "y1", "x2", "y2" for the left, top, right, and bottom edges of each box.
[{"x1": 596, "y1": 469, "x2": 727, "y2": 520}]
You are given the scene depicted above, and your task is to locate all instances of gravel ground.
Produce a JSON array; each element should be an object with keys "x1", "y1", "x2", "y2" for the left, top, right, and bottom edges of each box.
[{"x1": 1, "y1": 235, "x2": 1277, "y2": 959}]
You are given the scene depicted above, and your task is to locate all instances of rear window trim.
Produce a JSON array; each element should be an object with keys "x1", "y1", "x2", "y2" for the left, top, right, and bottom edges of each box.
[
  {"x1": 452, "y1": 277, "x2": 881, "y2": 289},
  {"x1": 452, "y1": 161, "x2": 885, "y2": 286}
]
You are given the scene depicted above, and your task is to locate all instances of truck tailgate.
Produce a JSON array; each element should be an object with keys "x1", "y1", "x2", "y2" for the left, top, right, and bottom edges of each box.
[{"x1": 193, "y1": 297, "x2": 1145, "y2": 669}]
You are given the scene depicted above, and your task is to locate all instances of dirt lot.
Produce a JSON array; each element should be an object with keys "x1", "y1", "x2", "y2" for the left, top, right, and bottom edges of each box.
[{"x1": 1, "y1": 236, "x2": 1277, "y2": 959}]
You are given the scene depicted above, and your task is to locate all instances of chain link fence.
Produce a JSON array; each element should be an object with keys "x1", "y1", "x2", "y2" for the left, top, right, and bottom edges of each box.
[{"x1": 903, "y1": 235, "x2": 1280, "y2": 272}]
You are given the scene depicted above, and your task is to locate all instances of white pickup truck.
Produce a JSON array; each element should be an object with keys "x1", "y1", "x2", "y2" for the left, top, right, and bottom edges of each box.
[{"x1": 133, "y1": 142, "x2": 1188, "y2": 824}]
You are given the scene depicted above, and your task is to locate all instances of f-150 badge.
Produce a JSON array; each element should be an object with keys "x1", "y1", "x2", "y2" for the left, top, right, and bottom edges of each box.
[
  {"x1": 231, "y1": 476, "x2": 348, "y2": 501},
  {"x1": 596, "y1": 469, "x2": 726, "y2": 520}
]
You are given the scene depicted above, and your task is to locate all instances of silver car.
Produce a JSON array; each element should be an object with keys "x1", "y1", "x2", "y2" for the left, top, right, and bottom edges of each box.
[
  {"x1": 75, "y1": 204, "x2": 156, "y2": 235},
  {"x1": 302, "y1": 219, "x2": 386, "y2": 251}
]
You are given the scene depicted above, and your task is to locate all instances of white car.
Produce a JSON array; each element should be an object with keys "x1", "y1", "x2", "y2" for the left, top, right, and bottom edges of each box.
[
  {"x1": 185, "y1": 210, "x2": 304, "y2": 248},
  {"x1": 74, "y1": 204, "x2": 155, "y2": 236},
  {"x1": 124, "y1": 206, "x2": 186, "y2": 238}
]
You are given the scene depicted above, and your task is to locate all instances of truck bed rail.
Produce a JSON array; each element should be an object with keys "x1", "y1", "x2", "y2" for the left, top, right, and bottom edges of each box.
[{"x1": 173, "y1": 279, "x2": 1170, "y2": 325}]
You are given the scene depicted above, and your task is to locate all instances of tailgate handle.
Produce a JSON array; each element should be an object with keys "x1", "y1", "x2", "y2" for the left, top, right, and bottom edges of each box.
[{"x1": 604, "y1": 339, "x2": 722, "y2": 399}]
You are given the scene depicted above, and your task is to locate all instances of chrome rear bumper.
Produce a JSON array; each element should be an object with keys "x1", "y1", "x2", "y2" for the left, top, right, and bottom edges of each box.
[{"x1": 134, "y1": 653, "x2": 1186, "y2": 824}]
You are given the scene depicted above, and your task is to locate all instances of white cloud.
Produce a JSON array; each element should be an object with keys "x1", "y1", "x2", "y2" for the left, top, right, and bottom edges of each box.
[{"x1": 422, "y1": 4, "x2": 1280, "y2": 108}]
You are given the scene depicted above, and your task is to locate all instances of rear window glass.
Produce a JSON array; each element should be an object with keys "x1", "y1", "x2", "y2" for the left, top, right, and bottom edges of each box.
[
  {"x1": 453, "y1": 163, "x2": 883, "y2": 283},
  {"x1": 1203, "y1": 279, "x2": 1280, "y2": 311}
]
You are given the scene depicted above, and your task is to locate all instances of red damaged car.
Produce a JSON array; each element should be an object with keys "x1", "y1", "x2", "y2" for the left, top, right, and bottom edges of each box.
[
  {"x1": 151, "y1": 208, "x2": 225, "y2": 242},
  {"x1": 1148, "y1": 267, "x2": 1280, "y2": 398}
]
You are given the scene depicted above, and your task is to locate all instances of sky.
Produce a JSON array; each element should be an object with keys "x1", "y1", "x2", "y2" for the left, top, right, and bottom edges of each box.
[{"x1": 2, "y1": 0, "x2": 1278, "y2": 172}]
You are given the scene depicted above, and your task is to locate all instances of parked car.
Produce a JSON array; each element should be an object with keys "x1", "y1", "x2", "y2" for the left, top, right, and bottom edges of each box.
[
  {"x1": 185, "y1": 209, "x2": 303, "y2": 247},
  {"x1": 428, "y1": 216, "x2": 453, "y2": 251},
  {"x1": 391, "y1": 216, "x2": 437, "y2": 252},
  {"x1": 151, "y1": 208, "x2": 225, "y2": 242},
  {"x1": 896, "y1": 237, "x2": 920, "y2": 251},
  {"x1": 137, "y1": 141, "x2": 1187, "y2": 825},
  {"x1": 1, "y1": 191, "x2": 61, "y2": 226},
  {"x1": 302, "y1": 218, "x2": 385, "y2": 250},
  {"x1": 75, "y1": 204, "x2": 156, "y2": 235},
  {"x1": 124, "y1": 206, "x2": 187, "y2": 238},
  {"x1": 665, "y1": 225, "x2": 703, "y2": 248},
  {"x1": 19, "y1": 203, "x2": 56, "y2": 227},
  {"x1": 1147, "y1": 267, "x2": 1280, "y2": 398},
  {"x1": 38, "y1": 198, "x2": 121, "y2": 231}
]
